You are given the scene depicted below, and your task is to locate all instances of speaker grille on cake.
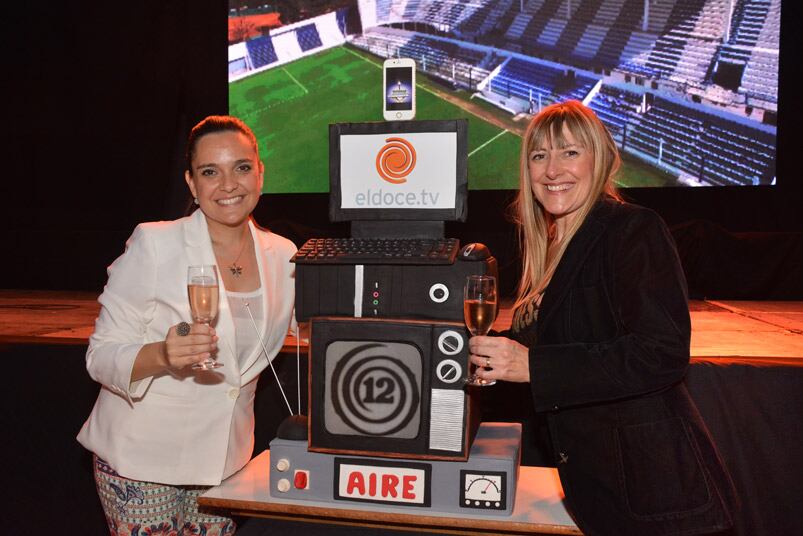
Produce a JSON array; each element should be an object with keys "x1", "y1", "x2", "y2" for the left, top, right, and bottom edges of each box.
[{"x1": 429, "y1": 389, "x2": 465, "y2": 451}]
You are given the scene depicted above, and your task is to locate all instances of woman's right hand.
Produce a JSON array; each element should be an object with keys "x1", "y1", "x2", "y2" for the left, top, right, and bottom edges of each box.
[
  {"x1": 163, "y1": 323, "x2": 218, "y2": 370},
  {"x1": 468, "y1": 335, "x2": 530, "y2": 383}
]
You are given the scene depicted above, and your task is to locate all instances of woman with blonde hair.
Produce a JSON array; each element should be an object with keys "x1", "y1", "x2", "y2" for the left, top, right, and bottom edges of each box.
[{"x1": 469, "y1": 101, "x2": 737, "y2": 535}]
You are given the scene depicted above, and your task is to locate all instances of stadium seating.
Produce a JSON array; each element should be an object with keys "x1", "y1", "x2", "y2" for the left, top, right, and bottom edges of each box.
[
  {"x1": 591, "y1": 0, "x2": 644, "y2": 68},
  {"x1": 336, "y1": 7, "x2": 349, "y2": 36},
  {"x1": 741, "y1": 49, "x2": 778, "y2": 103},
  {"x1": 518, "y1": 0, "x2": 564, "y2": 52},
  {"x1": 376, "y1": 0, "x2": 393, "y2": 22},
  {"x1": 404, "y1": 0, "x2": 422, "y2": 19},
  {"x1": 488, "y1": 57, "x2": 599, "y2": 107},
  {"x1": 537, "y1": 18, "x2": 568, "y2": 49},
  {"x1": 351, "y1": 28, "x2": 495, "y2": 90},
  {"x1": 552, "y1": 0, "x2": 600, "y2": 58},
  {"x1": 628, "y1": 0, "x2": 724, "y2": 86},
  {"x1": 229, "y1": 10, "x2": 348, "y2": 80},
  {"x1": 588, "y1": 84, "x2": 643, "y2": 139},
  {"x1": 505, "y1": 11, "x2": 532, "y2": 42},
  {"x1": 246, "y1": 36, "x2": 278, "y2": 69},
  {"x1": 373, "y1": 0, "x2": 498, "y2": 35},
  {"x1": 701, "y1": 118, "x2": 776, "y2": 185},
  {"x1": 492, "y1": 0, "x2": 649, "y2": 69},
  {"x1": 296, "y1": 24, "x2": 323, "y2": 52},
  {"x1": 495, "y1": 1, "x2": 533, "y2": 43},
  {"x1": 713, "y1": 0, "x2": 780, "y2": 105},
  {"x1": 589, "y1": 89, "x2": 776, "y2": 186},
  {"x1": 457, "y1": 1, "x2": 511, "y2": 38}
]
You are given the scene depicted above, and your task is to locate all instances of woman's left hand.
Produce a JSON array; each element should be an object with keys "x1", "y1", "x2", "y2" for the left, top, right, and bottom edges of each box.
[{"x1": 468, "y1": 335, "x2": 531, "y2": 383}]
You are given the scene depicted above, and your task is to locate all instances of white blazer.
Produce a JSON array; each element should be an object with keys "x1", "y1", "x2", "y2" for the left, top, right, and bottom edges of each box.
[{"x1": 77, "y1": 209, "x2": 296, "y2": 486}]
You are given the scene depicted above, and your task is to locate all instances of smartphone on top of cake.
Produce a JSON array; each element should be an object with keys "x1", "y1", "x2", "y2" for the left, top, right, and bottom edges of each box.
[{"x1": 383, "y1": 58, "x2": 416, "y2": 121}]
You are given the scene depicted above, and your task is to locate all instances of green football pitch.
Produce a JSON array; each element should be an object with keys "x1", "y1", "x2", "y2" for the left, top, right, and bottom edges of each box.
[{"x1": 228, "y1": 46, "x2": 675, "y2": 193}]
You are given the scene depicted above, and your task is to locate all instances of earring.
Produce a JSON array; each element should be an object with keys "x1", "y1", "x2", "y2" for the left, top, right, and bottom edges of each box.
[{"x1": 194, "y1": 198, "x2": 199, "y2": 205}]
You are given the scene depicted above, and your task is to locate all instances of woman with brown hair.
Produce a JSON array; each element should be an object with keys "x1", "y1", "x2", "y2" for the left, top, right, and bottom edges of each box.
[{"x1": 78, "y1": 116, "x2": 296, "y2": 534}]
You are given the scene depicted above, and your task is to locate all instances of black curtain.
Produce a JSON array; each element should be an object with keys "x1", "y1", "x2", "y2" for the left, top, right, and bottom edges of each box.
[{"x1": 2, "y1": 0, "x2": 227, "y2": 291}]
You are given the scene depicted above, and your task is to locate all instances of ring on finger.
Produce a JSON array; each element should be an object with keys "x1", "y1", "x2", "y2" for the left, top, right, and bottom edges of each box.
[
  {"x1": 176, "y1": 322, "x2": 191, "y2": 337},
  {"x1": 485, "y1": 357, "x2": 491, "y2": 368}
]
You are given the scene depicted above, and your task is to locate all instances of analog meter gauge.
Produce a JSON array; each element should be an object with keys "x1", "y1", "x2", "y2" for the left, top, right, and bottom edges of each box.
[{"x1": 460, "y1": 470, "x2": 506, "y2": 510}]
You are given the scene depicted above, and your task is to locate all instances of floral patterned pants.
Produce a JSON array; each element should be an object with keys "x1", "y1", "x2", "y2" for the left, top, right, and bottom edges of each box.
[{"x1": 93, "y1": 455, "x2": 236, "y2": 536}]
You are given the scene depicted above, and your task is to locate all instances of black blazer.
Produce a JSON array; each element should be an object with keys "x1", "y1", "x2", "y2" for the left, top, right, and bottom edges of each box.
[{"x1": 512, "y1": 199, "x2": 737, "y2": 536}]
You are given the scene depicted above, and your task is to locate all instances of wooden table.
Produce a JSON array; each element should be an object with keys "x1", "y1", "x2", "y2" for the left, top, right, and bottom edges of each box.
[{"x1": 199, "y1": 450, "x2": 580, "y2": 535}]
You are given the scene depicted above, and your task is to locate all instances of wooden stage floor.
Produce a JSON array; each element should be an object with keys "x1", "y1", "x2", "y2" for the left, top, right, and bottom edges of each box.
[{"x1": 1, "y1": 290, "x2": 802, "y2": 362}]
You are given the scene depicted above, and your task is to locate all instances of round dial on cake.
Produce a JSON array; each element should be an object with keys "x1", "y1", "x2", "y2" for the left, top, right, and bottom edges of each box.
[{"x1": 463, "y1": 473, "x2": 502, "y2": 502}]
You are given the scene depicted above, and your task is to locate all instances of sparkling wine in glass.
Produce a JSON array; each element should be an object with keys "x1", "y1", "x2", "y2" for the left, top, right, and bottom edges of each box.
[
  {"x1": 464, "y1": 275, "x2": 498, "y2": 387},
  {"x1": 187, "y1": 265, "x2": 222, "y2": 370}
]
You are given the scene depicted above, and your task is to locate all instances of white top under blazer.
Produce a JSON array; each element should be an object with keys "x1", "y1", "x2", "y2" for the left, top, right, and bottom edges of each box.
[{"x1": 77, "y1": 209, "x2": 296, "y2": 486}]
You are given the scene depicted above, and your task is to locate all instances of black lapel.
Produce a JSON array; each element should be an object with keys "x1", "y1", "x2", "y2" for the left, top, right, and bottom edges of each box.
[{"x1": 536, "y1": 200, "x2": 616, "y2": 333}]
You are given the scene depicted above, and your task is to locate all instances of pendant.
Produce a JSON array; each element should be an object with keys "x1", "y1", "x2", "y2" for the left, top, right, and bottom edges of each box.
[{"x1": 230, "y1": 264, "x2": 243, "y2": 277}]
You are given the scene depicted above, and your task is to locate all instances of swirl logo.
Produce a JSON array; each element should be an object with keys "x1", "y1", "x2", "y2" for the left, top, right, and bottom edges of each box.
[
  {"x1": 375, "y1": 137, "x2": 417, "y2": 184},
  {"x1": 326, "y1": 341, "x2": 421, "y2": 438}
]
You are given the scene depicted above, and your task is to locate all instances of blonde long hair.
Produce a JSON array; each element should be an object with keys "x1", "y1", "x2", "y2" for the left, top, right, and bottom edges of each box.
[{"x1": 512, "y1": 100, "x2": 622, "y2": 314}]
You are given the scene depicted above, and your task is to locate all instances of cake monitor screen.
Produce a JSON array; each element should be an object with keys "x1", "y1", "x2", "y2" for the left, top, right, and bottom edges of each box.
[
  {"x1": 324, "y1": 340, "x2": 423, "y2": 439},
  {"x1": 329, "y1": 119, "x2": 468, "y2": 222}
]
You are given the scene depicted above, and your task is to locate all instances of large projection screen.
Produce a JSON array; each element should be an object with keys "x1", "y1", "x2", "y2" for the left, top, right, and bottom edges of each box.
[{"x1": 228, "y1": 1, "x2": 780, "y2": 192}]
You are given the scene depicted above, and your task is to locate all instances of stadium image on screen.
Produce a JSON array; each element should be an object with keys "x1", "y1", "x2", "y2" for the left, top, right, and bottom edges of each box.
[{"x1": 228, "y1": 0, "x2": 780, "y2": 192}]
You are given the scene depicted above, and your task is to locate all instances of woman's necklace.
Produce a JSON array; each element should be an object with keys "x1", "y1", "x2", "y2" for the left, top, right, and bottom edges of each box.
[{"x1": 219, "y1": 229, "x2": 249, "y2": 278}]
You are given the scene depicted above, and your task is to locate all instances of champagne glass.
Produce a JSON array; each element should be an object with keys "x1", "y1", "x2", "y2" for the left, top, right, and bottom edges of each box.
[
  {"x1": 187, "y1": 265, "x2": 222, "y2": 370},
  {"x1": 464, "y1": 275, "x2": 498, "y2": 387}
]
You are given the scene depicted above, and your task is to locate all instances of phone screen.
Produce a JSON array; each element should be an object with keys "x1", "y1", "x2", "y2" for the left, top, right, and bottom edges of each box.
[{"x1": 385, "y1": 66, "x2": 414, "y2": 111}]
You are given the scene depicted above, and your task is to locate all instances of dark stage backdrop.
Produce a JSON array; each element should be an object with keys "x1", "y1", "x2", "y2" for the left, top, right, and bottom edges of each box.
[
  {"x1": 2, "y1": 1, "x2": 802, "y2": 294},
  {"x1": 4, "y1": 1, "x2": 228, "y2": 290}
]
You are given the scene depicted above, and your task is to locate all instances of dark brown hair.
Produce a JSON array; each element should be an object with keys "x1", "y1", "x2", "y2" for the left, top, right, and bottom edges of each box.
[{"x1": 186, "y1": 115, "x2": 259, "y2": 175}]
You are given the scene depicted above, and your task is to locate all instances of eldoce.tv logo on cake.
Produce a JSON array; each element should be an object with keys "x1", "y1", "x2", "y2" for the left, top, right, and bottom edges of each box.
[
  {"x1": 353, "y1": 137, "x2": 440, "y2": 207},
  {"x1": 376, "y1": 137, "x2": 416, "y2": 184}
]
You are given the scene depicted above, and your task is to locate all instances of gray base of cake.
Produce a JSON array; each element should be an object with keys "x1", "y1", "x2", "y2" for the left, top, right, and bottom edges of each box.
[{"x1": 269, "y1": 422, "x2": 521, "y2": 516}]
